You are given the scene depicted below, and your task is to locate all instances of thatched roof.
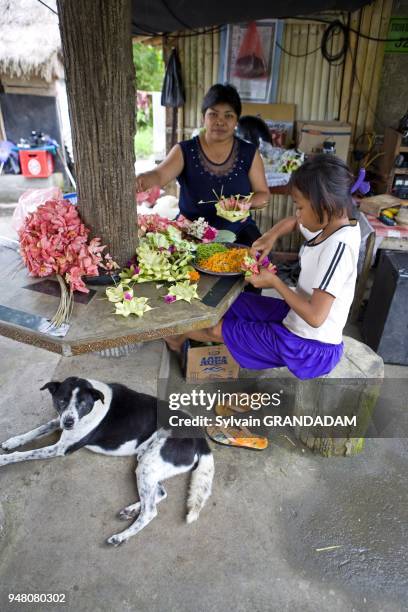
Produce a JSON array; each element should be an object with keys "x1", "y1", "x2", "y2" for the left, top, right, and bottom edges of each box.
[{"x1": 0, "y1": 0, "x2": 63, "y2": 82}]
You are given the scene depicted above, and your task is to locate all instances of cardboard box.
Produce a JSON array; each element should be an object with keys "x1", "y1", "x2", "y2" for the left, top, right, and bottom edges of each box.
[
  {"x1": 297, "y1": 120, "x2": 352, "y2": 162},
  {"x1": 359, "y1": 194, "x2": 405, "y2": 216},
  {"x1": 183, "y1": 342, "x2": 239, "y2": 381}
]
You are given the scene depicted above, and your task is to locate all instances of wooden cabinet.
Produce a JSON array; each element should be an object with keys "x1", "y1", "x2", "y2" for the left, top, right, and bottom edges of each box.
[{"x1": 377, "y1": 127, "x2": 408, "y2": 195}]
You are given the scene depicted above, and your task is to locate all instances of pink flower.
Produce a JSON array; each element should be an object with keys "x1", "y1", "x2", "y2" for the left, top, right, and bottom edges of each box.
[
  {"x1": 267, "y1": 264, "x2": 278, "y2": 274},
  {"x1": 164, "y1": 294, "x2": 176, "y2": 304},
  {"x1": 202, "y1": 226, "x2": 218, "y2": 242},
  {"x1": 136, "y1": 185, "x2": 161, "y2": 206},
  {"x1": 124, "y1": 292, "x2": 133, "y2": 301},
  {"x1": 221, "y1": 197, "x2": 237, "y2": 211}
]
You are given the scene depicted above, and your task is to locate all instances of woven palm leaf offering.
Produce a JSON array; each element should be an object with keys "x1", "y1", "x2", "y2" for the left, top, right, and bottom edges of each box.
[
  {"x1": 215, "y1": 193, "x2": 253, "y2": 222},
  {"x1": 198, "y1": 188, "x2": 253, "y2": 223}
]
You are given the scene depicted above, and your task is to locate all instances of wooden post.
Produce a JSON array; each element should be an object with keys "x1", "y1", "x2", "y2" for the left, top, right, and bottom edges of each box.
[{"x1": 56, "y1": 0, "x2": 137, "y2": 266}]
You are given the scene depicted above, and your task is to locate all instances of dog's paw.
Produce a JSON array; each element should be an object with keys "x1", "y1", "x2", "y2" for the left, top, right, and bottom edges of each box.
[
  {"x1": 1, "y1": 437, "x2": 22, "y2": 451},
  {"x1": 106, "y1": 534, "x2": 127, "y2": 547},
  {"x1": 0, "y1": 453, "x2": 11, "y2": 465},
  {"x1": 135, "y1": 449, "x2": 147, "y2": 462},
  {"x1": 186, "y1": 510, "x2": 199, "y2": 524},
  {"x1": 118, "y1": 503, "x2": 140, "y2": 520}
]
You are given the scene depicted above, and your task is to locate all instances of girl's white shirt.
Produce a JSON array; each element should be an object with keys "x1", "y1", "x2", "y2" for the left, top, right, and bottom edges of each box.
[{"x1": 283, "y1": 221, "x2": 361, "y2": 344}]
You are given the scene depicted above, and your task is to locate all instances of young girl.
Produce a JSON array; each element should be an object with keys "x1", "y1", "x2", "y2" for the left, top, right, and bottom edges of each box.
[{"x1": 166, "y1": 154, "x2": 361, "y2": 380}]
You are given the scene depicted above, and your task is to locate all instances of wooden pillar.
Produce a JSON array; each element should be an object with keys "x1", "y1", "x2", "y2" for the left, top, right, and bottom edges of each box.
[{"x1": 57, "y1": 0, "x2": 137, "y2": 266}]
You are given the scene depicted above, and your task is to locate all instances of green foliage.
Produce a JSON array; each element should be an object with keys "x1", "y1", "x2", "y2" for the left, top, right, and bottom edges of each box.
[
  {"x1": 133, "y1": 43, "x2": 164, "y2": 92},
  {"x1": 134, "y1": 127, "x2": 153, "y2": 159},
  {"x1": 137, "y1": 105, "x2": 151, "y2": 129}
]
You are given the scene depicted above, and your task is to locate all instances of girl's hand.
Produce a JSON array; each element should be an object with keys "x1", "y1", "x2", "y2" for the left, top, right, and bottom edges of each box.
[
  {"x1": 246, "y1": 268, "x2": 279, "y2": 289},
  {"x1": 250, "y1": 232, "x2": 276, "y2": 261}
]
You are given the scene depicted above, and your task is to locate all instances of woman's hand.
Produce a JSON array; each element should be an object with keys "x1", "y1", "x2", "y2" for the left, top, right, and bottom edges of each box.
[
  {"x1": 250, "y1": 231, "x2": 276, "y2": 261},
  {"x1": 246, "y1": 268, "x2": 279, "y2": 289},
  {"x1": 135, "y1": 173, "x2": 148, "y2": 193}
]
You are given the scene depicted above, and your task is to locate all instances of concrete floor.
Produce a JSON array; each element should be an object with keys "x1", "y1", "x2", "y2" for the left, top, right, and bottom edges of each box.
[
  {"x1": 0, "y1": 333, "x2": 407, "y2": 612},
  {"x1": 0, "y1": 212, "x2": 407, "y2": 611}
]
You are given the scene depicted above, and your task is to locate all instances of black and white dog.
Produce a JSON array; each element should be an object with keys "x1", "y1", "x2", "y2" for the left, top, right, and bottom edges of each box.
[{"x1": 0, "y1": 377, "x2": 214, "y2": 546}]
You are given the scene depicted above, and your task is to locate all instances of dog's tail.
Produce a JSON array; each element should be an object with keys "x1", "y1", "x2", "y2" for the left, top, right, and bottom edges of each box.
[{"x1": 186, "y1": 440, "x2": 214, "y2": 524}]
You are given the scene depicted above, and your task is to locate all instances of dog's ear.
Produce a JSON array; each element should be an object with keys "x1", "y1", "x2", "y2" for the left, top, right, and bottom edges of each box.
[
  {"x1": 90, "y1": 389, "x2": 104, "y2": 404},
  {"x1": 40, "y1": 381, "x2": 61, "y2": 395}
]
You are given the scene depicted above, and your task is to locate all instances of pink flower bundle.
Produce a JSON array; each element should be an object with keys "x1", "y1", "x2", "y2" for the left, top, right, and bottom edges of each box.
[
  {"x1": 19, "y1": 199, "x2": 116, "y2": 293},
  {"x1": 137, "y1": 213, "x2": 180, "y2": 236},
  {"x1": 137, "y1": 213, "x2": 218, "y2": 242}
]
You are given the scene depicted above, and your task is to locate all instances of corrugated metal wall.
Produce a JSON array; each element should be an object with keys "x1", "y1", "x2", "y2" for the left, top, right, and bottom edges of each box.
[
  {"x1": 166, "y1": 0, "x2": 393, "y2": 250},
  {"x1": 173, "y1": 29, "x2": 220, "y2": 143}
]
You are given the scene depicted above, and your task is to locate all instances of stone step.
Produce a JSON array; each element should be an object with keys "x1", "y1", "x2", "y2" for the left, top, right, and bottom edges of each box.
[{"x1": 0, "y1": 173, "x2": 64, "y2": 203}]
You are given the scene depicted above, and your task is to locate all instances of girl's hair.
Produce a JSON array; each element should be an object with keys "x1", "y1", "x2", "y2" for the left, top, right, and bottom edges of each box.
[
  {"x1": 289, "y1": 154, "x2": 354, "y2": 222},
  {"x1": 201, "y1": 83, "x2": 242, "y2": 118}
]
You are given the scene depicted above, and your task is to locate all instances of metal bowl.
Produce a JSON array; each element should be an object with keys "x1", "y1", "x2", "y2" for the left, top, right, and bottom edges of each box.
[{"x1": 193, "y1": 243, "x2": 248, "y2": 277}]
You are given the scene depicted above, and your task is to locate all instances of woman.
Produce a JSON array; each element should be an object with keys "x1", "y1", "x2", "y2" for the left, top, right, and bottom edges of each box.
[{"x1": 135, "y1": 83, "x2": 270, "y2": 247}]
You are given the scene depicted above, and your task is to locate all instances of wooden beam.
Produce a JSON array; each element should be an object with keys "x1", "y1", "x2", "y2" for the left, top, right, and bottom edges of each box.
[{"x1": 57, "y1": 0, "x2": 137, "y2": 266}]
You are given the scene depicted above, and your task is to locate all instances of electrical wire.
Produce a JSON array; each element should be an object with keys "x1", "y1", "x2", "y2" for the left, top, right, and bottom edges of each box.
[
  {"x1": 165, "y1": 25, "x2": 225, "y2": 39},
  {"x1": 321, "y1": 20, "x2": 348, "y2": 62},
  {"x1": 275, "y1": 17, "x2": 349, "y2": 63},
  {"x1": 36, "y1": 0, "x2": 58, "y2": 16},
  {"x1": 275, "y1": 41, "x2": 321, "y2": 57},
  {"x1": 290, "y1": 14, "x2": 408, "y2": 43},
  {"x1": 133, "y1": 21, "x2": 225, "y2": 39},
  {"x1": 37, "y1": 0, "x2": 408, "y2": 46},
  {"x1": 159, "y1": 0, "x2": 193, "y2": 32}
]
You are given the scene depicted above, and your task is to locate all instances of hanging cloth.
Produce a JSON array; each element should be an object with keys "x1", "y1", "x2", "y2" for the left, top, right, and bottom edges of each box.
[{"x1": 161, "y1": 48, "x2": 185, "y2": 147}]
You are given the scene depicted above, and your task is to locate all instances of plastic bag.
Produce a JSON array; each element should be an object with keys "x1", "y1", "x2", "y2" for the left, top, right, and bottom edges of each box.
[
  {"x1": 161, "y1": 49, "x2": 185, "y2": 108},
  {"x1": 234, "y1": 22, "x2": 268, "y2": 80},
  {"x1": 11, "y1": 187, "x2": 63, "y2": 232}
]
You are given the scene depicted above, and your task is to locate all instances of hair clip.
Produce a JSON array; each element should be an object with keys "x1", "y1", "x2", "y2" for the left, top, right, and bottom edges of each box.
[{"x1": 351, "y1": 168, "x2": 370, "y2": 195}]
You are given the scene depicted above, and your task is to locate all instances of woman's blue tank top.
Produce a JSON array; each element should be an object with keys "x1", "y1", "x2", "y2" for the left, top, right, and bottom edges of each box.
[{"x1": 177, "y1": 136, "x2": 257, "y2": 232}]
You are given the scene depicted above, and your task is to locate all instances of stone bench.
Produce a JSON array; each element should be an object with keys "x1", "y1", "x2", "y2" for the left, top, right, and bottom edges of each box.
[{"x1": 239, "y1": 336, "x2": 384, "y2": 457}]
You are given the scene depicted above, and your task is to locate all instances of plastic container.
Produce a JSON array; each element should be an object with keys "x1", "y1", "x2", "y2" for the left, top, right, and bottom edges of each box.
[
  {"x1": 19, "y1": 148, "x2": 55, "y2": 178},
  {"x1": 63, "y1": 192, "x2": 78, "y2": 205}
]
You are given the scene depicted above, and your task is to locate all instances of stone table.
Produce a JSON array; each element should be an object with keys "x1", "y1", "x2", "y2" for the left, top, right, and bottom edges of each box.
[{"x1": 0, "y1": 245, "x2": 244, "y2": 356}]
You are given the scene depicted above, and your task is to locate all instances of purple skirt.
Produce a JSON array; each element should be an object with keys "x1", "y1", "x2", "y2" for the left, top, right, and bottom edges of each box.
[{"x1": 222, "y1": 294, "x2": 343, "y2": 380}]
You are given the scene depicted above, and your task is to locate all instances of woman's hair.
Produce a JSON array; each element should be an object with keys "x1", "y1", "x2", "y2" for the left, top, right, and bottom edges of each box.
[
  {"x1": 201, "y1": 83, "x2": 242, "y2": 118},
  {"x1": 289, "y1": 154, "x2": 354, "y2": 221},
  {"x1": 236, "y1": 115, "x2": 273, "y2": 147}
]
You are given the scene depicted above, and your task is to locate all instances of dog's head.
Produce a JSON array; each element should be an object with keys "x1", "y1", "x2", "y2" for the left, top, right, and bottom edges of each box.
[{"x1": 40, "y1": 377, "x2": 104, "y2": 430}]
